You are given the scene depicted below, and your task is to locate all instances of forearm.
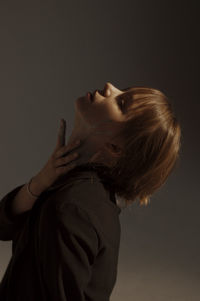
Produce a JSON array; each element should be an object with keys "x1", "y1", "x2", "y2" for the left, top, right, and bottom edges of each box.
[{"x1": 11, "y1": 175, "x2": 47, "y2": 216}]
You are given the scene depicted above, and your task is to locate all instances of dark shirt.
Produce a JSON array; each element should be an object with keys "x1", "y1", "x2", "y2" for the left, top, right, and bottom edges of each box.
[{"x1": 0, "y1": 166, "x2": 121, "y2": 301}]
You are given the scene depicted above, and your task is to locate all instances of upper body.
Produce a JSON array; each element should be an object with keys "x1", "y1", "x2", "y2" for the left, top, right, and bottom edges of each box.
[
  {"x1": 0, "y1": 167, "x2": 122, "y2": 301},
  {"x1": 0, "y1": 81, "x2": 126, "y2": 301}
]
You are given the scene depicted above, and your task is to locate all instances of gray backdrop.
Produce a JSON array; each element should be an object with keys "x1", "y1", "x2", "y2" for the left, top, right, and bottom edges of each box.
[{"x1": 0, "y1": 1, "x2": 199, "y2": 300}]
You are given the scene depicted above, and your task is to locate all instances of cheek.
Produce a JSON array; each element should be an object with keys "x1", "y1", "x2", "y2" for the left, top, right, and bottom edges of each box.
[{"x1": 92, "y1": 103, "x2": 114, "y2": 117}]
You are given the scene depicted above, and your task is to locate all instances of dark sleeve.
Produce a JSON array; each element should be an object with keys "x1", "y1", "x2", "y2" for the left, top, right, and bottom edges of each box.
[
  {"x1": 54, "y1": 202, "x2": 99, "y2": 301},
  {"x1": 0, "y1": 183, "x2": 31, "y2": 241}
]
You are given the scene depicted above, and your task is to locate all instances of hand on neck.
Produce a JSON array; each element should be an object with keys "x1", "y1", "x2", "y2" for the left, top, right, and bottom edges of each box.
[
  {"x1": 67, "y1": 128, "x2": 105, "y2": 167},
  {"x1": 66, "y1": 111, "x2": 121, "y2": 168}
]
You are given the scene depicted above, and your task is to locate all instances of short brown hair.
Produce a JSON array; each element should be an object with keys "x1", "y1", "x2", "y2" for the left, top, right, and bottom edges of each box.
[{"x1": 104, "y1": 86, "x2": 182, "y2": 207}]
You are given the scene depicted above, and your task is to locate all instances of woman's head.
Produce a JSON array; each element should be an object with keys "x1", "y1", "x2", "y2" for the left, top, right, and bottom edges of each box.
[
  {"x1": 68, "y1": 82, "x2": 181, "y2": 207},
  {"x1": 73, "y1": 82, "x2": 128, "y2": 153},
  {"x1": 68, "y1": 82, "x2": 129, "y2": 167}
]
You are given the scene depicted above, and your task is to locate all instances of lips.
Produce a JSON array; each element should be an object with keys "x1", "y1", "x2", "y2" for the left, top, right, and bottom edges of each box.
[
  {"x1": 90, "y1": 92, "x2": 94, "y2": 102},
  {"x1": 90, "y1": 90, "x2": 96, "y2": 103},
  {"x1": 86, "y1": 91, "x2": 93, "y2": 102},
  {"x1": 91, "y1": 89, "x2": 101, "y2": 102},
  {"x1": 86, "y1": 89, "x2": 104, "y2": 103}
]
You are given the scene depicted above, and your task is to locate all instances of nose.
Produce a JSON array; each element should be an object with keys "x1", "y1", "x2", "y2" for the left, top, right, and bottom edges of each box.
[
  {"x1": 103, "y1": 82, "x2": 112, "y2": 96},
  {"x1": 104, "y1": 82, "x2": 112, "y2": 90}
]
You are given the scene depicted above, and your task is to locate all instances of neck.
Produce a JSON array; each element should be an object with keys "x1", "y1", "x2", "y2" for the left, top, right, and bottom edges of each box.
[{"x1": 66, "y1": 114, "x2": 104, "y2": 167}]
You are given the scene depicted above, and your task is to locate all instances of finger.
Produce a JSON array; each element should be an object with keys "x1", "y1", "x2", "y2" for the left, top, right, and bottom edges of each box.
[
  {"x1": 55, "y1": 118, "x2": 66, "y2": 150},
  {"x1": 54, "y1": 152, "x2": 79, "y2": 168},
  {"x1": 54, "y1": 139, "x2": 81, "y2": 159}
]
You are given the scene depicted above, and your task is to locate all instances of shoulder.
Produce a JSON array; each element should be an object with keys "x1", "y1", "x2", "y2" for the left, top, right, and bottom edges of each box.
[
  {"x1": 53, "y1": 170, "x2": 121, "y2": 242},
  {"x1": 55, "y1": 170, "x2": 112, "y2": 212}
]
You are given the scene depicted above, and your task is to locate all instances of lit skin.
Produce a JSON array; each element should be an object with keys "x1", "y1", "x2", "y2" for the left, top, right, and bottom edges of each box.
[{"x1": 67, "y1": 82, "x2": 132, "y2": 167}]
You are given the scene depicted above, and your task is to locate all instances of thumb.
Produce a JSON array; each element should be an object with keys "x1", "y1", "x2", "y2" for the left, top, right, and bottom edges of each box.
[{"x1": 55, "y1": 118, "x2": 66, "y2": 150}]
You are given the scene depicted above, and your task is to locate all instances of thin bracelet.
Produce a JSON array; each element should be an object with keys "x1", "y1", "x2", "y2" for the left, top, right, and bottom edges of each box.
[{"x1": 26, "y1": 177, "x2": 40, "y2": 198}]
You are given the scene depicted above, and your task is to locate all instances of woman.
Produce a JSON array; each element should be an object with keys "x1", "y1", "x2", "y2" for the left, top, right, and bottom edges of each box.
[{"x1": 0, "y1": 82, "x2": 181, "y2": 300}]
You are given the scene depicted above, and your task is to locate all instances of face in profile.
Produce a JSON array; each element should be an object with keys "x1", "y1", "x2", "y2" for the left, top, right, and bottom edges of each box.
[{"x1": 75, "y1": 82, "x2": 133, "y2": 143}]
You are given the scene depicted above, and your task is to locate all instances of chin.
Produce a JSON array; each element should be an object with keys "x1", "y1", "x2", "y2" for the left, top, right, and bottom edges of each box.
[{"x1": 75, "y1": 96, "x2": 86, "y2": 108}]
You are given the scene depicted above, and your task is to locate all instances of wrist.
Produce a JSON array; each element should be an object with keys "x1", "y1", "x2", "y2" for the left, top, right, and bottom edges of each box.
[{"x1": 30, "y1": 175, "x2": 47, "y2": 196}]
